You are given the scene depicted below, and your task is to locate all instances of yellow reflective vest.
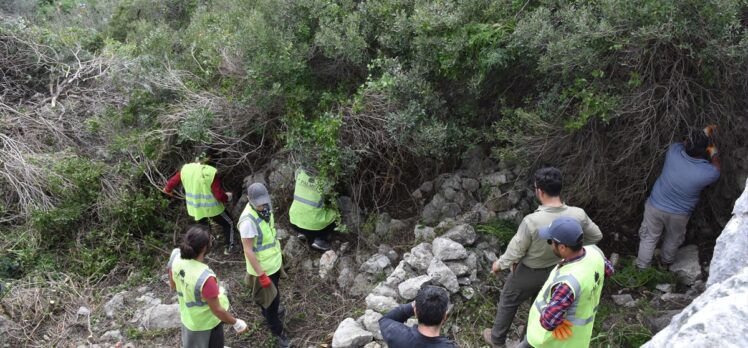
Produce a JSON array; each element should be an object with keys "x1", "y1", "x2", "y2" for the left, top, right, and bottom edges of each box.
[
  {"x1": 238, "y1": 205, "x2": 282, "y2": 276},
  {"x1": 288, "y1": 169, "x2": 338, "y2": 231},
  {"x1": 527, "y1": 246, "x2": 606, "y2": 347},
  {"x1": 168, "y1": 249, "x2": 230, "y2": 331},
  {"x1": 181, "y1": 163, "x2": 225, "y2": 221}
]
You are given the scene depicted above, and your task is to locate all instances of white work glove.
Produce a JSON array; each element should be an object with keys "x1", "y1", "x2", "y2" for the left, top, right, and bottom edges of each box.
[{"x1": 233, "y1": 319, "x2": 247, "y2": 333}]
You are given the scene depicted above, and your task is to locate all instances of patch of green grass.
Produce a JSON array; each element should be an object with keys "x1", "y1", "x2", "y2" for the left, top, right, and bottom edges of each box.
[
  {"x1": 476, "y1": 218, "x2": 518, "y2": 245},
  {"x1": 611, "y1": 257, "x2": 675, "y2": 290}
]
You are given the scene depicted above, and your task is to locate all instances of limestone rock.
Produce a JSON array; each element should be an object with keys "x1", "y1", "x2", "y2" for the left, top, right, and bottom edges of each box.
[
  {"x1": 76, "y1": 306, "x2": 90, "y2": 316},
  {"x1": 670, "y1": 245, "x2": 701, "y2": 285},
  {"x1": 644, "y1": 310, "x2": 681, "y2": 333},
  {"x1": 414, "y1": 225, "x2": 436, "y2": 242},
  {"x1": 362, "y1": 342, "x2": 383, "y2": 348},
  {"x1": 320, "y1": 250, "x2": 339, "y2": 280},
  {"x1": 100, "y1": 330, "x2": 123, "y2": 342},
  {"x1": 707, "y1": 183, "x2": 748, "y2": 287},
  {"x1": 351, "y1": 274, "x2": 374, "y2": 297},
  {"x1": 385, "y1": 261, "x2": 413, "y2": 288},
  {"x1": 461, "y1": 178, "x2": 480, "y2": 192},
  {"x1": 282, "y1": 236, "x2": 306, "y2": 268},
  {"x1": 362, "y1": 310, "x2": 384, "y2": 340},
  {"x1": 611, "y1": 294, "x2": 636, "y2": 307},
  {"x1": 332, "y1": 318, "x2": 374, "y2": 348},
  {"x1": 371, "y1": 284, "x2": 399, "y2": 299},
  {"x1": 432, "y1": 237, "x2": 468, "y2": 261},
  {"x1": 140, "y1": 303, "x2": 180, "y2": 329},
  {"x1": 360, "y1": 253, "x2": 392, "y2": 275},
  {"x1": 427, "y1": 258, "x2": 460, "y2": 293},
  {"x1": 403, "y1": 243, "x2": 433, "y2": 272},
  {"x1": 441, "y1": 224, "x2": 477, "y2": 246},
  {"x1": 481, "y1": 171, "x2": 509, "y2": 187},
  {"x1": 444, "y1": 261, "x2": 470, "y2": 277},
  {"x1": 378, "y1": 244, "x2": 399, "y2": 265},
  {"x1": 104, "y1": 291, "x2": 126, "y2": 319},
  {"x1": 642, "y1": 267, "x2": 748, "y2": 348},
  {"x1": 398, "y1": 275, "x2": 432, "y2": 301},
  {"x1": 365, "y1": 294, "x2": 399, "y2": 313}
]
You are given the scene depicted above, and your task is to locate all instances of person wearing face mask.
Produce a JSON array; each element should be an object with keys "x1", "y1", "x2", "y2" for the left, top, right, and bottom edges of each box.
[
  {"x1": 482, "y1": 167, "x2": 603, "y2": 348},
  {"x1": 237, "y1": 182, "x2": 288, "y2": 347}
]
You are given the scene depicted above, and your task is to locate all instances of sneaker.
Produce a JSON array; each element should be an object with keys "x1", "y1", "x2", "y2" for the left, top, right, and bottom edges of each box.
[
  {"x1": 297, "y1": 233, "x2": 307, "y2": 242},
  {"x1": 277, "y1": 333, "x2": 290, "y2": 348},
  {"x1": 311, "y1": 238, "x2": 331, "y2": 252},
  {"x1": 224, "y1": 244, "x2": 236, "y2": 255}
]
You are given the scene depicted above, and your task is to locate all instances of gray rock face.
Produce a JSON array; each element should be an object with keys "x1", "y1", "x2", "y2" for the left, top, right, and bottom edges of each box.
[
  {"x1": 432, "y1": 237, "x2": 468, "y2": 261},
  {"x1": 365, "y1": 294, "x2": 399, "y2": 313},
  {"x1": 371, "y1": 284, "x2": 399, "y2": 299},
  {"x1": 670, "y1": 245, "x2": 701, "y2": 285},
  {"x1": 360, "y1": 254, "x2": 392, "y2": 275},
  {"x1": 481, "y1": 171, "x2": 509, "y2": 187},
  {"x1": 441, "y1": 224, "x2": 477, "y2": 246},
  {"x1": 461, "y1": 178, "x2": 480, "y2": 192},
  {"x1": 104, "y1": 291, "x2": 126, "y2": 319},
  {"x1": 403, "y1": 243, "x2": 433, "y2": 272},
  {"x1": 282, "y1": 236, "x2": 306, "y2": 268},
  {"x1": 398, "y1": 275, "x2": 432, "y2": 301},
  {"x1": 427, "y1": 258, "x2": 459, "y2": 293},
  {"x1": 139, "y1": 303, "x2": 180, "y2": 329},
  {"x1": 644, "y1": 310, "x2": 682, "y2": 333},
  {"x1": 708, "y1": 183, "x2": 748, "y2": 287},
  {"x1": 332, "y1": 318, "x2": 374, "y2": 348},
  {"x1": 642, "y1": 267, "x2": 748, "y2": 348},
  {"x1": 444, "y1": 261, "x2": 470, "y2": 277},
  {"x1": 385, "y1": 261, "x2": 413, "y2": 288},
  {"x1": 351, "y1": 274, "x2": 374, "y2": 297}
]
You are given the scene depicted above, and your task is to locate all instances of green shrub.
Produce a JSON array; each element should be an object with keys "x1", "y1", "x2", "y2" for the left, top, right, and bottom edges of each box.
[{"x1": 475, "y1": 218, "x2": 518, "y2": 245}]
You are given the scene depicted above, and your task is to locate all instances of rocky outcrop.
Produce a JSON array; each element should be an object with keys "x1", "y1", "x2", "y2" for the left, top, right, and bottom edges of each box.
[
  {"x1": 332, "y1": 318, "x2": 374, "y2": 348},
  {"x1": 642, "y1": 179, "x2": 748, "y2": 348}
]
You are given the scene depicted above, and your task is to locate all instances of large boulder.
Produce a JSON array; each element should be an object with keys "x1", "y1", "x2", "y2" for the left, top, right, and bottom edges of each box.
[
  {"x1": 403, "y1": 243, "x2": 433, "y2": 272},
  {"x1": 139, "y1": 303, "x2": 180, "y2": 329},
  {"x1": 441, "y1": 224, "x2": 477, "y2": 246},
  {"x1": 641, "y1": 267, "x2": 748, "y2": 348},
  {"x1": 362, "y1": 310, "x2": 384, "y2": 340},
  {"x1": 398, "y1": 275, "x2": 432, "y2": 301},
  {"x1": 359, "y1": 253, "x2": 392, "y2": 275},
  {"x1": 332, "y1": 318, "x2": 374, "y2": 348},
  {"x1": 427, "y1": 258, "x2": 459, "y2": 293},
  {"x1": 707, "y1": 183, "x2": 748, "y2": 287},
  {"x1": 432, "y1": 237, "x2": 468, "y2": 261},
  {"x1": 669, "y1": 245, "x2": 701, "y2": 285},
  {"x1": 365, "y1": 294, "x2": 399, "y2": 313},
  {"x1": 642, "y1": 182, "x2": 748, "y2": 348}
]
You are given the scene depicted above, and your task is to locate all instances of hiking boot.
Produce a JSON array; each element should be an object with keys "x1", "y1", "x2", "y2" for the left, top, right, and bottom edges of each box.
[
  {"x1": 297, "y1": 233, "x2": 307, "y2": 242},
  {"x1": 277, "y1": 333, "x2": 290, "y2": 348},
  {"x1": 482, "y1": 328, "x2": 503, "y2": 348},
  {"x1": 311, "y1": 238, "x2": 331, "y2": 252}
]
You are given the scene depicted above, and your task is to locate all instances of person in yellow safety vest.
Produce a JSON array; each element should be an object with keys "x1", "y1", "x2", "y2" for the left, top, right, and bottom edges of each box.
[
  {"x1": 288, "y1": 167, "x2": 339, "y2": 251},
  {"x1": 238, "y1": 182, "x2": 289, "y2": 348},
  {"x1": 163, "y1": 148, "x2": 237, "y2": 255},
  {"x1": 167, "y1": 225, "x2": 247, "y2": 348},
  {"x1": 515, "y1": 217, "x2": 614, "y2": 348}
]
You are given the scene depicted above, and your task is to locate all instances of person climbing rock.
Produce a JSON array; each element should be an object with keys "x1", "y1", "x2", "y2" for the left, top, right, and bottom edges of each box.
[
  {"x1": 517, "y1": 217, "x2": 614, "y2": 348},
  {"x1": 288, "y1": 167, "x2": 340, "y2": 251},
  {"x1": 379, "y1": 286, "x2": 458, "y2": 348},
  {"x1": 238, "y1": 182, "x2": 289, "y2": 348},
  {"x1": 163, "y1": 147, "x2": 237, "y2": 255},
  {"x1": 635, "y1": 126, "x2": 721, "y2": 271},
  {"x1": 167, "y1": 225, "x2": 247, "y2": 348},
  {"x1": 482, "y1": 167, "x2": 603, "y2": 348}
]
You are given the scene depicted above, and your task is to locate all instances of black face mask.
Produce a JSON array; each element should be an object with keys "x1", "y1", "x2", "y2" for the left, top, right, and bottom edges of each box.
[{"x1": 255, "y1": 205, "x2": 272, "y2": 222}]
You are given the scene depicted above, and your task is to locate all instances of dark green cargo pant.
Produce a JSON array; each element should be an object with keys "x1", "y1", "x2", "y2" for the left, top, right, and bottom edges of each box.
[{"x1": 490, "y1": 262, "x2": 555, "y2": 345}]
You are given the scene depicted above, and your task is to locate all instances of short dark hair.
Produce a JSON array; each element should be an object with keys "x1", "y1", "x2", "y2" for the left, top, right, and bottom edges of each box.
[
  {"x1": 534, "y1": 167, "x2": 563, "y2": 197},
  {"x1": 180, "y1": 225, "x2": 211, "y2": 259},
  {"x1": 415, "y1": 286, "x2": 449, "y2": 326},
  {"x1": 685, "y1": 129, "x2": 710, "y2": 158}
]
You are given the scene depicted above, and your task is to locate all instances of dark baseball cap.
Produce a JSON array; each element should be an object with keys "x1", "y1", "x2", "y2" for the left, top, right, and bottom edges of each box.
[
  {"x1": 247, "y1": 183, "x2": 271, "y2": 207},
  {"x1": 539, "y1": 216, "x2": 583, "y2": 246}
]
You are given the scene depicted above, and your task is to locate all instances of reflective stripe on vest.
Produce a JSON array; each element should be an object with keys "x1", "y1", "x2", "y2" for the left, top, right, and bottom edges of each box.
[
  {"x1": 171, "y1": 257, "x2": 228, "y2": 331},
  {"x1": 238, "y1": 204, "x2": 282, "y2": 276},
  {"x1": 293, "y1": 194, "x2": 323, "y2": 208},
  {"x1": 181, "y1": 163, "x2": 225, "y2": 220},
  {"x1": 184, "y1": 269, "x2": 212, "y2": 308}
]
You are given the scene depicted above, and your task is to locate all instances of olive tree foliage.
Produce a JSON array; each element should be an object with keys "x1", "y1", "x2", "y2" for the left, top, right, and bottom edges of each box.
[{"x1": 497, "y1": 0, "x2": 748, "y2": 224}]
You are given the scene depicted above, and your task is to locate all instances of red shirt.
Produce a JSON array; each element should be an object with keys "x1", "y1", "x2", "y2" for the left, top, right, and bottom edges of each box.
[{"x1": 163, "y1": 171, "x2": 228, "y2": 203}]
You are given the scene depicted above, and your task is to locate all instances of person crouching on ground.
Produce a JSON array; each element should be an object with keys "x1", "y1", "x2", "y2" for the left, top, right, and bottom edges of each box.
[
  {"x1": 167, "y1": 225, "x2": 247, "y2": 348},
  {"x1": 238, "y1": 182, "x2": 289, "y2": 347},
  {"x1": 379, "y1": 285, "x2": 458, "y2": 348}
]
